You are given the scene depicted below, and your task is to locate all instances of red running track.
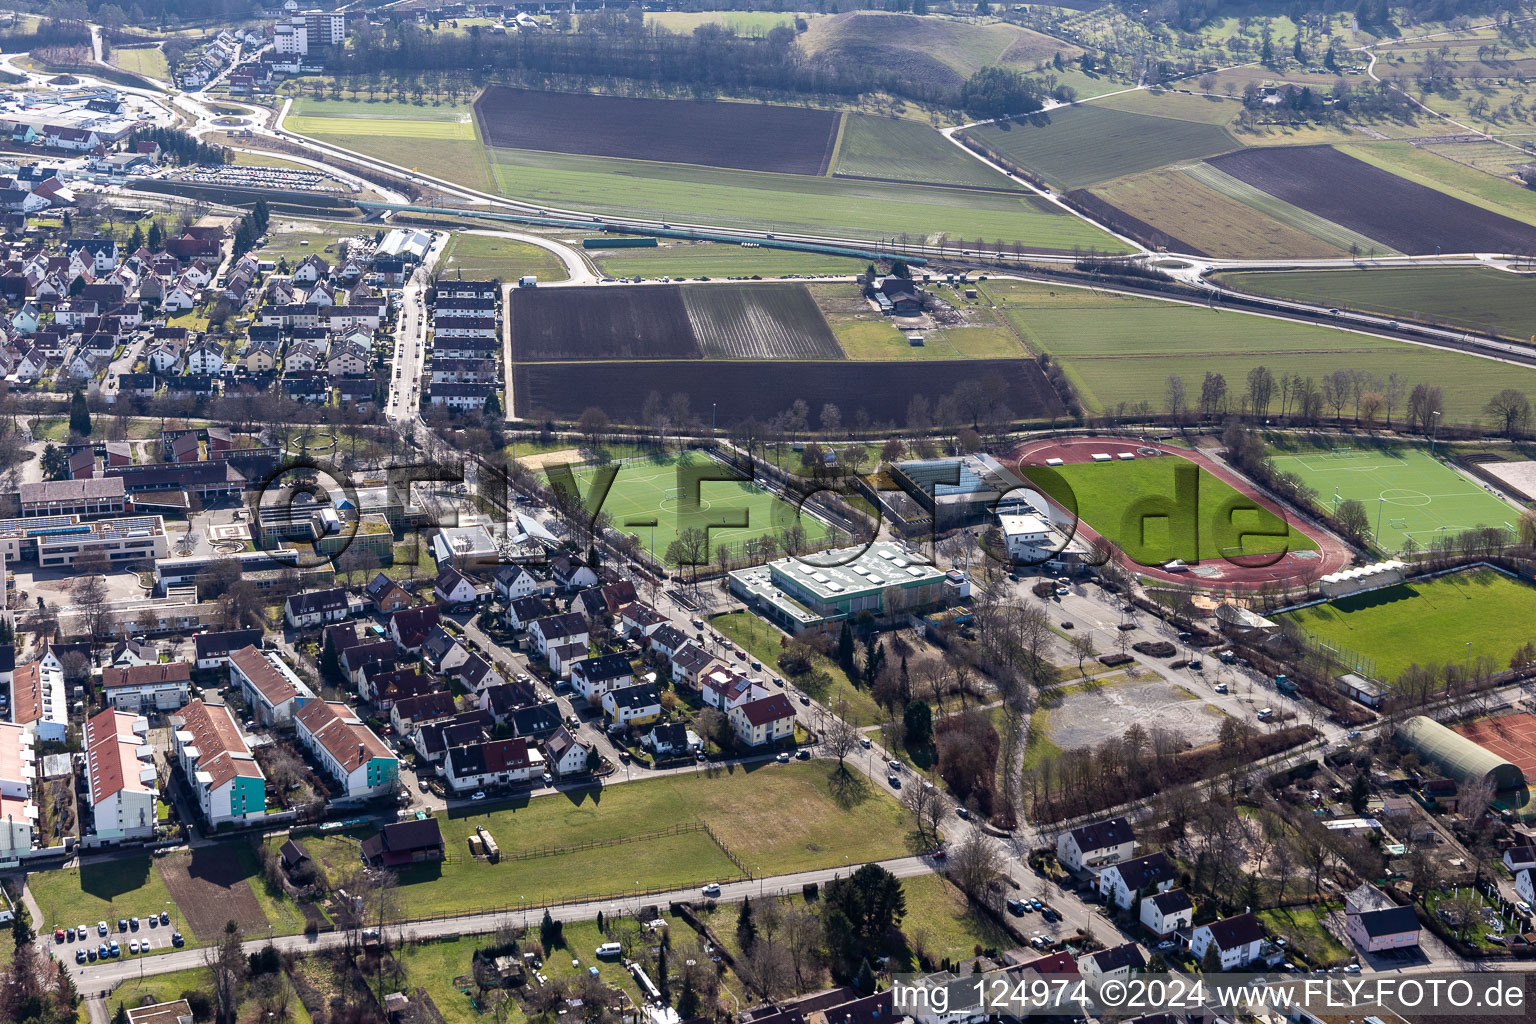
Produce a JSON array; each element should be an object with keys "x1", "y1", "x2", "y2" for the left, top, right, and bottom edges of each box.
[{"x1": 1007, "y1": 436, "x2": 1354, "y2": 591}]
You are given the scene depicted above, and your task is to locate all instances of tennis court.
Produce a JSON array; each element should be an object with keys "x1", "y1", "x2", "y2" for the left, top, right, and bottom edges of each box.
[
  {"x1": 1454, "y1": 713, "x2": 1536, "y2": 784},
  {"x1": 1267, "y1": 445, "x2": 1520, "y2": 552},
  {"x1": 574, "y1": 450, "x2": 832, "y2": 559}
]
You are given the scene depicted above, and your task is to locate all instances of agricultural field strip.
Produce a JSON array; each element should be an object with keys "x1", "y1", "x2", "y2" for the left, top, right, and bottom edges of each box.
[
  {"x1": 284, "y1": 115, "x2": 476, "y2": 140},
  {"x1": 484, "y1": 146, "x2": 1125, "y2": 252},
  {"x1": 474, "y1": 86, "x2": 840, "y2": 177},
  {"x1": 833, "y1": 113, "x2": 1020, "y2": 189},
  {"x1": 1178, "y1": 162, "x2": 1393, "y2": 255},
  {"x1": 680, "y1": 283, "x2": 844, "y2": 360},
  {"x1": 1207, "y1": 145, "x2": 1536, "y2": 256},
  {"x1": 1212, "y1": 268, "x2": 1536, "y2": 339}
]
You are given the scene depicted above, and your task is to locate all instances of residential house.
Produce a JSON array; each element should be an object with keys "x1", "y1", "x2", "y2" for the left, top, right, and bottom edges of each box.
[
  {"x1": 545, "y1": 726, "x2": 589, "y2": 778},
  {"x1": 729, "y1": 693, "x2": 796, "y2": 747},
  {"x1": 569, "y1": 652, "x2": 634, "y2": 706},
  {"x1": 493, "y1": 565, "x2": 537, "y2": 603},
  {"x1": 193, "y1": 629, "x2": 263, "y2": 670},
  {"x1": 340, "y1": 640, "x2": 398, "y2": 689},
  {"x1": 363, "y1": 573, "x2": 413, "y2": 614},
  {"x1": 100, "y1": 662, "x2": 192, "y2": 713},
  {"x1": 478, "y1": 680, "x2": 534, "y2": 724},
  {"x1": 700, "y1": 666, "x2": 764, "y2": 711},
  {"x1": 1057, "y1": 817, "x2": 1136, "y2": 874},
  {"x1": 361, "y1": 818, "x2": 444, "y2": 867},
  {"x1": 388, "y1": 605, "x2": 441, "y2": 653},
  {"x1": 1078, "y1": 943, "x2": 1145, "y2": 982},
  {"x1": 504, "y1": 596, "x2": 553, "y2": 630},
  {"x1": 420, "y1": 626, "x2": 468, "y2": 674},
  {"x1": 284, "y1": 588, "x2": 353, "y2": 629},
  {"x1": 669, "y1": 641, "x2": 719, "y2": 686},
  {"x1": 82, "y1": 708, "x2": 156, "y2": 842},
  {"x1": 1098, "y1": 852, "x2": 1177, "y2": 910},
  {"x1": 186, "y1": 339, "x2": 224, "y2": 375},
  {"x1": 363, "y1": 667, "x2": 437, "y2": 710},
  {"x1": 602, "y1": 683, "x2": 661, "y2": 728},
  {"x1": 445, "y1": 652, "x2": 502, "y2": 694},
  {"x1": 444, "y1": 737, "x2": 537, "y2": 793},
  {"x1": 389, "y1": 691, "x2": 458, "y2": 736},
  {"x1": 551, "y1": 555, "x2": 598, "y2": 590},
  {"x1": 507, "y1": 701, "x2": 563, "y2": 740},
  {"x1": 1189, "y1": 913, "x2": 1266, "y2": 970},
  {"x1": 434, "y1": 566, "x2": 480, "y2": 608},
  {"x1": 229, "y1": 646, "x2": 313, "y2": 727},
  {"x1": 414, "y1": 709, "x2": 492, "y2": 763},
  {"x1": 1140, "y1": 888, "x2": 1194, "y2": 937},
  {"x1": 172, "y1": 699, "x2": 266, "y2": 826},
  {"x1": 527, "y1": 613, "x2": 588, "y2": 658},
  {"x1": 1345, "y1": 904, "x2": 1420, "y2": 954},
  {"x1": 1503, "y1": 846, "x2": 1536, "y2": 874},
  {"x1": 295, "y1": 700, "x2": 398, "y2": 800},
  {"x1": 644, "y1": 722, "x2": 695, "y2": 758},
  {"x1": 619, "y1": 603, "x2": 666, "y2": 639},
  {"x1": 1517, "y1": 868, "x2": 1534, "y2": 908}
]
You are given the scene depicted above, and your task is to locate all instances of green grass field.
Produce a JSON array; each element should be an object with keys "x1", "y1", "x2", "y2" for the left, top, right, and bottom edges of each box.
[
  {"x1": 29, "y1": 856, "x2": 178, "y2": 936},
  {"x1": 1265, "y1": 443, "x2": 1520, "y2": 552},
  {"x1": 1279, "y1": 567, "x2": 1536, "y2": 682},
  {"x1": 574, "y1": 450, "x2": 833, "y2": 559},
  {"x1": 959, "y1": 103, "x2": 1236, "y2": 189},
  {"x1": 286, "y1": 98, "x2": 497, "y2": 192},
  {"x1": 109, "y1": 44, "x2": 169, "y2": 81},
  {"x1": 898, "y1": 873, "x2": 1014, "y2": 965},
  {"x1": 438, "y1": 232, "x2": 569, "y2": 283},
  {"x1": 710, "y1": 610, "x2": 883, "y2": 726},
  {"x1": 280, "y1": 762, "x2": 906, "y2": 919},
  {"x1": 590, "y1": 241, "x2": 868, "y2": 278},
  {"x1": 487, "y1": 146, "x2": 1130, "y2": 252},
  {"x1": 834, "y1": 113, "x2": 1017, "y2": 189},
  {"x1": 982, "y1": 279, "x2": 1536, "y2": 424},
  {"x1": 1020, "y1": 456, "x2": 1315, "y2": 565},
  {"x1": 1216, "y1": 267, "x2": 1536, "y2": 341}
]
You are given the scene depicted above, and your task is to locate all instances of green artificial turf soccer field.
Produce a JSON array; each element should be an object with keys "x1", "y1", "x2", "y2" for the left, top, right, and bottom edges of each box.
[
  {"x1": 1279, "y1": 567, "x2": 1536, "y2": 682},
  {"x1": 572, "y1": 450, "x2": 832, "y2": 559},
  {"x1": 1266, "y1": 444, "x2": 1519, "y2": 552},
  {"x1": 1021, "y1": 455, "x2": 1315, "y2": 566}
]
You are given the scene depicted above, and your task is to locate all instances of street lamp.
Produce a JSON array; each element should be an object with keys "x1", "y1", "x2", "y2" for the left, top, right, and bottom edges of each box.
[{"x1": 1430, "y1": 409, "x2": 1442, "y2": 457}]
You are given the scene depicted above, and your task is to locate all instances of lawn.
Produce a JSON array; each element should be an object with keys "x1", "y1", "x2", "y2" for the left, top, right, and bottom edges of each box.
[
  {"x1": 287, "y1": 98, "x2": 478, "y2": 140},
  {"x1": 898, "y1": 873, "x2": 1013, "y2": 966},
  {"x1": 388, "y1": 935, "x2": 524, "y2": 1024},
  {"x1": 590, "y1": 241, "x2": 868, "y2": 279},
  {"x1": 107, "y1": 966, "x2": 211, "y2": 1016},
  {"x1": 1216, "y1": 267, "x2": 1536, "y2": 341},
  {"x1": 486, "y1": 146, "x2": 1130, "y2": 252},
  {"x1": 1255, "y1": 903, "x2": 1350, "y2": 966},
  {"x1": 319, "y1": 133, "x2": 500, "y2": 192},
  {"x1": 1019, "y1": 456, "x2": 1314, "y2": 565},
  {"x1": 834, "y1": 113, "x2": 1017, "y2": 189},
  {"x1": 287, "y1": 762, "x2": 907, "y2": 919},
  {"x1": 1278, "y1": 567, "x2": 1536, "y2": 683},
  {"x1": 710, "y1": 611, "x2": 884, "y2": 727},
  {"x1": 982, "y1": 279, "x2": 1536, "y2": 424},
  {"x1": 573, "y1": 450, "x2": 833, "y2": 561},
  {"x1": 1264, "y1": 442, "x2": 1520, "y2": 553},
  {"x1": 438, "y1": 232, "x2": 570, "y2": 283},
  {"x1": 959, "y1": 103, "x2": 1237, "y2": 190},
  {"x1": 259, "y1": 222, "x2": 360, "y2": 265},
  {"x1": 109, "y1": 44, "x2": 169, "y2": 81},
  {"x1": 29, "y1": 856, "x2": 178, "y2": 937}
]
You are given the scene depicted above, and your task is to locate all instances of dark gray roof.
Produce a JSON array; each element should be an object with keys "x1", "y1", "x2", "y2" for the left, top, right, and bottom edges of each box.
[
  {"x1": 1351, "y1": 905, "x2": 1419, "y2": 938},
  {"x1": 1068, "y1": 816, "x2": 1133, "y2": 854},
  {"x1": 1111, "y1": 852, "x2": 1176, "y2": 892},
  {"x1": 1204, "y1": 912, "x2": 1265, "y2": 950}
]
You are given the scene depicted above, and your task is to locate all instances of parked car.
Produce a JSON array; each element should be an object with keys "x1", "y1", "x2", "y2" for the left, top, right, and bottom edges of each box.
[
  {"x1": 887, "y1": 773, "x2": 901, "y2": 789},
  {"x1": 1007, "y1": 899, "x2": 1026, "y2": 916},
  {"x1": 796, "y1": 749, "x2": 811, "y2": 760},
  {"x1": 471, "y1": 791, "x2": 486, "y2": 801},
  {"x1": 75, "y1": 949, "x2": 86, "y2": 964},
  {"x1": 159, "y1": 912, "x2": 170, "y2": 926},
  {"x1": 859, "y1": 737, "x2": 871, "y2": 748},
  {"x1": 97, "y1": 921, "x2": 108, "y2": 937},
  {"x1": 776, "y1": 752, "x2": 790, "y2": 763},
  {"x1": 171, "y1": 932, "x2": 185, "y2": 947},
  {"x1": 54, "y1": 928, "x2": 65, "y2": 943}
]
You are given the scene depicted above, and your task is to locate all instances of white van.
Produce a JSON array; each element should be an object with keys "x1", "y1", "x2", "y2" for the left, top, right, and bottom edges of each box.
[{"x1": 595, "y1": 942, "x2": 622, "y2": 959}]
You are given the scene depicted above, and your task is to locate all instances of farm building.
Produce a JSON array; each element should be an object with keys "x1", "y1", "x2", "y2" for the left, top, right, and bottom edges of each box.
[{"x1": 1396, "y1": 715, "x2": 1525, "y2": 791}]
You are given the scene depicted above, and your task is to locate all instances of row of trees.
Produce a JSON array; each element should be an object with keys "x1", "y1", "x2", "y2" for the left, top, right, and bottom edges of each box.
[
  {"x1": 126, "y1": 126, "x2": 229, "y2": 167},
  {"x1": 333, "y1": 16, "x2": 1050, "y2": 116}
]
